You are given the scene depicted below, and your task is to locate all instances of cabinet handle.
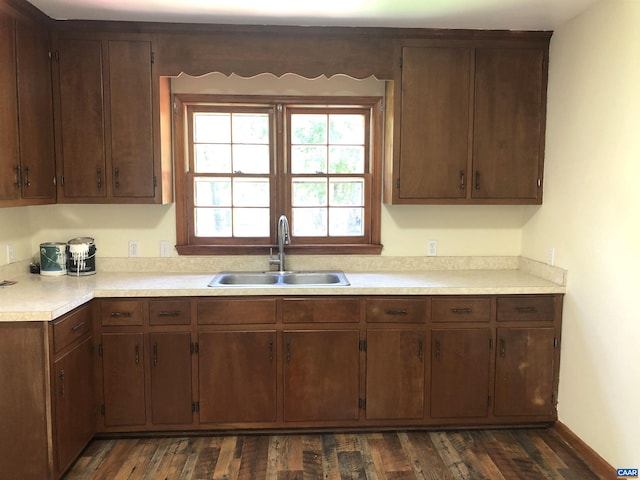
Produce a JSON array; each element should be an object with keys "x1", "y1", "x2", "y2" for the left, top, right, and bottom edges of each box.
[
  {"x1": 434, "y1": 339, "x2": 441, "y2": 360},
  {"x1": 110, "y1": 311, "x2": 132, "y2": 318},
  {"x1": 385, "y1": 309, "x2": 407, "y2": 315},
  {"x1": 451, "y1": 308, "x2": 472, "y2": 314},
  {"x1": 459, "y1": 170, "x2": 465, "y2": 189},
  {"x1": 71, "y1": 321, "x2": 86, "y2": 331},
  {"x1": 135, "y1": 344, "x2": 140, "y2": 365},
  {"x1": 114, "y1": 168, "x2": 120, "y2": 189},
  {"x1": 14, "y1": 165, "x2": 21, "y2": 188},
  {"x1": 23, "y1": 166, "x2": 31, "y2": 187},
  {"x1": 516, "y1": 306, "x2": 538, "y2": 314},
  {"x1": 59, "y1": 370, "x2": 65, "y2": 397},
  {"x1": 97, "y1": 168, "x2": 102, "y2": 189},
  {"x1": 475, "y1": 171, "x2": 481, "y2": 190},
  {"x1": 418, "y1": 340, "x2": 423, "y2": 361},
  {"x1": 286, "y1": 341, "x2": 291, "y2": 363},
  {"x1": 157, "y1": 311, "x2": 180, "y2": 317},
  {"x1": 269, "y1": 341, "x2": 274, "y2": 362},
  {"x1": 499, "y1": 338, "x2": 506, "y2": 357},
  {"x1": 153, "y1": 342, "x2": 158, "y2": 366}
]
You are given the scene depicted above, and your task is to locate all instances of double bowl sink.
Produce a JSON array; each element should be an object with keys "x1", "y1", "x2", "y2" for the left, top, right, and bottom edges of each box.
[{"x1": 209, "y1": 270, "x2": 350, "y2": 287}]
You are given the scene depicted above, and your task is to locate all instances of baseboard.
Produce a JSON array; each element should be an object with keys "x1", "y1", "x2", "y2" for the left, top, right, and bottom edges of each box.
[{"x1": 552, "y1": 421, "x2": 616, "y2": 480}]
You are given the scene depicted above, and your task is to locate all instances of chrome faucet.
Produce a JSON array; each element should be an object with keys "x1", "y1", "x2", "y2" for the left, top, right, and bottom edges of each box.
[{"x1": 269, "y1": 214, "x2": 290, "y2": 272}]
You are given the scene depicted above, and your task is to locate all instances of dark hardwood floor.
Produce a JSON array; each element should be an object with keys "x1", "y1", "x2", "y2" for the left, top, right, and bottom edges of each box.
[{"x1": 63, "y1": 428, "x2": 604, "y2": 480}]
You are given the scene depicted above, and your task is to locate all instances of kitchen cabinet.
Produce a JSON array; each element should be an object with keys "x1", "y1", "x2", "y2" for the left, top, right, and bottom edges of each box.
[
  {"x1": 53, "y1": 34, "x2": 171, "y2": 203},
  {"x1": 198, "y1": 331, "x2": 277, "y2": 423},
  {"x1": 283, "y1": 330, "x2": 360, "y2": 422},
  {"x1": 385, "y1": 38, "x2": 549, "y2": 204}
]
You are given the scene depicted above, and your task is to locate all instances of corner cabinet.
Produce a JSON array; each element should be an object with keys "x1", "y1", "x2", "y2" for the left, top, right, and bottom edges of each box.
[
  {"x1": 384, "y1": 35, "x2": 550, "y2": 205},
  {"x1": 52, "y1": 34, "x2": 172, "y2": 204}
]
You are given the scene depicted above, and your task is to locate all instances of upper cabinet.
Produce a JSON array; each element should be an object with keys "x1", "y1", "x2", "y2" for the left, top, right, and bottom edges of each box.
[
  {"x1": 52, "y1": 34, "x2": 172, "y2": 204},
  {"x1": 384, "y1": 37, "x2": 549, "y2": 204},
  {"x1": 0, "y1": 10, "x2": 56, "y2": 207}
]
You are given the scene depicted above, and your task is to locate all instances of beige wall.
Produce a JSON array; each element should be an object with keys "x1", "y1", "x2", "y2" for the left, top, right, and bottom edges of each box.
[{"x1": 522, "y1": 0, "x2": 640, "y2": 467}]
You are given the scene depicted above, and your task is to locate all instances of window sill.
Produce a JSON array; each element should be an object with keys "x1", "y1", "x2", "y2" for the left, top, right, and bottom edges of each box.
[{"x1": 176, "y1": 243, "x2": 383, "y2": 256}]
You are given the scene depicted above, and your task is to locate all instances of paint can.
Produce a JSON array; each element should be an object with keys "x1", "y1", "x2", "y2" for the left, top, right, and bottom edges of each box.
[
  {"x1": 66, "y1": 237, "x2": 97, "y2": 276},
  {"x1": 39, "y1": 243, "x2": 67, "y2": 276}
]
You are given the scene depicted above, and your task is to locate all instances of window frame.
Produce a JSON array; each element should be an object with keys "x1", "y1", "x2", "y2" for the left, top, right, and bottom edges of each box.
[{"x1": 174, "y1": 94, "x2": 383, "y2": 255}]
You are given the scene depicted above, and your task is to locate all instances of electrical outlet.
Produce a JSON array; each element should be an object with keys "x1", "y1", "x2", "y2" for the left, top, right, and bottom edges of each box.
[
  {"x1": 6, "y1": 244, "x2": 16, "y2": 264},
  {"x1": 427, "y1": 240, "x2": 438, "y2": 257},
  {"x1": 547, "y1": 247, "x2": 555, "y2": 266},
  {"x1": 128, "y1": 240, "x2": 140, "y2": 258},
  {"x1": 160, "y1": 241, "x2": 172, "y2": 258}
]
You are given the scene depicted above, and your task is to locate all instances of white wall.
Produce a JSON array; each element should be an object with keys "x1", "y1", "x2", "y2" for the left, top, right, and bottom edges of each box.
[{"x1": 522, "y1": 0, "x2": 640, "y2": 467}]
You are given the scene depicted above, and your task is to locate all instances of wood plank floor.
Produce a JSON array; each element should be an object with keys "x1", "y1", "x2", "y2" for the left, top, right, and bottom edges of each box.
[{"x1": 63, "y1": 428, "x2": 604, "y2": 480}]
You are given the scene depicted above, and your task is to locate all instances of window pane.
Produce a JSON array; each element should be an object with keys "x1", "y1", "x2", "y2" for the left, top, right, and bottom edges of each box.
[
  {"x1": 292, "y1": 178, "x2": 327, "y2": 207},
  {"x1": 330, "y1": 178, "x2": 364, "y2": 206},
  {"x1": 329, "y1": 114, "x2": 365, "y2": 144},
  {"x1": 194, "y1": 178, "x2": 231, "y2": 206},
  {"x1": 195, "y1": 208, "x2": 231, "y2": 237},
  {"x1": 195, "y1": 144, "x2": 231, "y2": 173},
  {"x1": 291, "y1": 146, "x2": 327, "y2": 174},
  {"x1": 232, "y1": 113, "x2": 269, "y2": 144},
  {"x1": 291, "y1": 114, "x2": 327, "y2": 144},
  {"x1": 292, "y1": 208, "x2": 327, "y2": 236},
  {"x1": 232, "y1": 145, "x2": 270, "y2": 174},
  {"x1": 330, "y1": 208, "x2": 364, "y2": 236},
  {"x1": 233, "y1": 178, "x2": 270, "y2": 207},
  {"x1": 194, "y1": 113, "x2": 230, "y2": 143},
  {"x1": 329, "y1": 146, "x2": 364, "y2": 174},
  {"x1": 234, "y1": 208, "x2": 270, "y2": 237}
]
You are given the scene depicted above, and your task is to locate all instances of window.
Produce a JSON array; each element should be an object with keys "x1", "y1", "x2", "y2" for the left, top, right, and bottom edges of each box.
[{"x1": 174, "y1": 95, "x2": 382, "y2": 255}]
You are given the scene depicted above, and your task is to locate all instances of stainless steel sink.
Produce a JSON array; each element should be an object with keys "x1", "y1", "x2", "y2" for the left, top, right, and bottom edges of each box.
[{"x1": 208, "y1": 271, "x2": 350, "y2": 287}]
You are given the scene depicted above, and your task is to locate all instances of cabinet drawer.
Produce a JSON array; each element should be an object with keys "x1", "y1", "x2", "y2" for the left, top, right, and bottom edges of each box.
[
  {"x1": 149, "y1": 299, "x2": 191, "y2": 326},
  {"x1": 366, "y1": 298, "x2": 427, "y2": 323},
  {"x1": 497, "y1": 296, "x2": 556, "y2": 322},
  {"x1": 101, "y1": 299, "x2": 144, "y2": 326},
  {"x1": 53, "y1": 304, "x2": 92, "y2": 353},
  {"x1": 431, "y1": 297, "x2": 491, "y2": 323},
  {"x1": 197, "y1": 298, "x2": 277, "y2": 324},
  {"x1": 283, "y1": 297, "x2": 360, "y2": 323}
]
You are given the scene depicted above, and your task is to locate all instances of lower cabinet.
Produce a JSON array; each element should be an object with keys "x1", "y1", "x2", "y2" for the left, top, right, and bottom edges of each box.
[{"x1": 198, "y1": 331, "x2": 277, "y2": 423}]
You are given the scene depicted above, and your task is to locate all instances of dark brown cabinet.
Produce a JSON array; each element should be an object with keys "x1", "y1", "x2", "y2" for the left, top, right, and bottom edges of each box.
[
  {"x1": 198, "y1": 331, "x2": 277, "y2": 423},
  {"x1": 283, "y1": 330, "x2": 360, "y2": 422},
  {"x1": 53, "y1": 35, "x2": 170, "y2": 203},
  {"x1": 385, "y1": 39, "x2": 548, "y2": 204},
  {"x1": 365, "y1": 329, "x2": 425, "y2": 420}
]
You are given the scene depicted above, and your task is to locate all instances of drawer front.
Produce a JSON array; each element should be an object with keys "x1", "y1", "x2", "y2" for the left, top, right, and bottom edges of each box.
[
  {"x1": 497, "y1": 296, "x2": 556, "y2": 322},
  {"x1": 282, "y1": 298, "x2": 360, "y2": 323},
  {"x1": 197, "y1": 298, "x2": 277, "y2": 324},
  {"x1": 149, "y1": 299, "x2": 191, "y2": 326},
  {"x1": 53, "y1": 303, "x2": 92, "y2": 353},
  {"x1": 101, "y1": 299, "x2": 144, "y2": 326},
  {"x1": 366, "y1": 298, "x2": 427, "y2": 323},
  {"x1": 431, "y1": 297, "x2": 491, "y2": 323}
]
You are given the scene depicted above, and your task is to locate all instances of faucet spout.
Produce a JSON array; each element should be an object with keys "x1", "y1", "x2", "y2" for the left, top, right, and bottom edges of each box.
[{"x1": 269, "y1": 214, "x2": 290, "y2": 272}]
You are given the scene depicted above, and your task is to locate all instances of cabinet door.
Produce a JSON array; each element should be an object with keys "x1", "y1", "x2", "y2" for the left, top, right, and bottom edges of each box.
[
  {"x1": 198, "y1": 331, "x2": 276, "y2": 423},
  {"x1": 366, "y1": 329, "x2": 425, "y2": 420},
  {"x1": 101, "y1": 332, "x2": 146, "y2": 426},
  {"x1": 54, "y1": 336, "x2": 95, "y2": 475},
  {"x1": 57, "y1": 38, "x2": 107, "y2": 199},
  {"x1": 0, "y1": 12, "x2": 20, "y2": 202},
  {"x1": 15, "y1": 20, "x2": 56, "y2": 202},
  {"x1": 398, "y1": 46, "x2": 471, "y2": 200},
  {"x1": 494, "y1": 327, "x2": 556, "y2": 416},
  {"x1": 430, "y1": 328, "x2": 491, "y2": 418},
  {"x1": 149, "y1": 332, "x2": 193, "y2": 425},
  {"x1": 473, "y1": 47, "x2": 545, "y2": 201},
  {"x1": 108, "y1": 40, "x2": 155, "y2": 198},
  {"x1": 283, "y1": 330, "x2": 360, "y2": 422}
]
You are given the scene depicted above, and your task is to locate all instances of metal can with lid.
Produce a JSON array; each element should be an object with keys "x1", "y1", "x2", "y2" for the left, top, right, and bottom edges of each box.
[{"x1": 66, "y1": 237, "x2": 97, "y2": 276}]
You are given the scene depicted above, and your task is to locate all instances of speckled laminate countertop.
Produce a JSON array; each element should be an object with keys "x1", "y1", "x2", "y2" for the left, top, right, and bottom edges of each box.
[{"x1": 0, "y1": 266, "x2": 565, "y2": 322}]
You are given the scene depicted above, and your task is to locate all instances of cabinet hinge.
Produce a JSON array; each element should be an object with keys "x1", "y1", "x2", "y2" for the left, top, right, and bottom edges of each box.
[
  {"x1": 553, "y1": 337, "x2": 558, "y2": 348},
  {"x1": 358, "y1": 339, "x2": 367, "y2": 352},
  {"x1": 60, "y1": 175, "x2": 65, "y2": 187},
  {"x1": 151, "y1": 51, "x2": 155, "y2": 64},
  {"x1": 537, "y1": 178, "x2": 542, "y2": 188},
  {"x1": 51, "y1": 50, "x2": 59, "y2": 62},
  {"x1": 396, "y1": 178, "x2": 400, "y2": 189},
  {"x1": 489, "y1": 338, "x2": 493, "y2": 350},
  {"x1": 399, "y1": 56, "x2": 403, "y2": 69},
  {"x1": 52, "y1": 176, "x2": 56, "y2": 186},
  {"x1": 551, "y1": 393, "x2": 556, "y2": 406},
  {"x1": 153, "y1": 176, "x2": 158, "y2": 188},
  {"x1": 359, "y1": 398, "x2": 366, "y2": 410},
  {"x1": 98, "y1": 344, "x2": 103, "y2": 356},
  {"x1": 192, "y1": 401, "x2": 200, "y2": 413},
  {"x1": 100, "y1": 404, "x2": 105, "y2": 416},
  {"x1": 191, "y1": 342, "x2": 199, "y2": 354}
]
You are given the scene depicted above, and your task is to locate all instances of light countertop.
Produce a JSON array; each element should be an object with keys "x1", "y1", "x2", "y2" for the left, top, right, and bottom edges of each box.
[{"x1": 0, "y1": 267, "x2": 565, "y2": 322}]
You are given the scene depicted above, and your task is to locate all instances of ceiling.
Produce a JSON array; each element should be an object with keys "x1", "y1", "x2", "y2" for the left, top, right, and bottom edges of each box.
[{"x1": 27, "y1": 0, "x2": 599, "y2": 30}]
